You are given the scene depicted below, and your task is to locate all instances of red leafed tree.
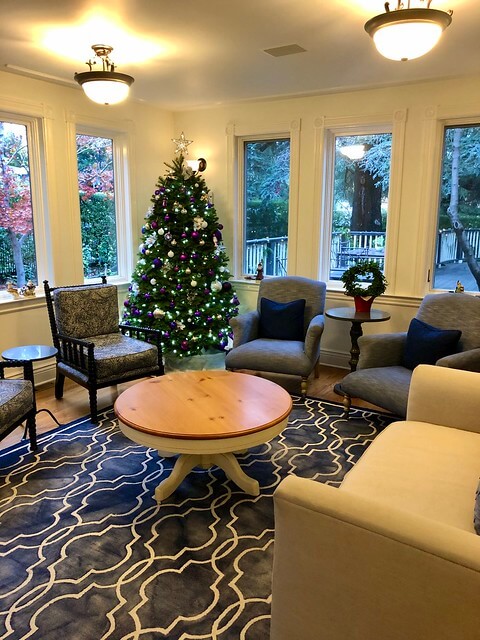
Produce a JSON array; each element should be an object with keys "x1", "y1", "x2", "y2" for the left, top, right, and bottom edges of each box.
[{"x1": 0, "y1": 121, "x2": 33, "y2": 287}]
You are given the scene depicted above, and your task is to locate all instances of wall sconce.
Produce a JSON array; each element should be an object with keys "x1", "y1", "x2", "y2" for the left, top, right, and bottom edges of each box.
[
  {"x1": 186, "y1": 158, "x2": 207, "y2": 172},
  {"x1": 364, "y1": 1, "x2": 452, "y2": 61},
  {"x1": 74, "y1": 44, "x2": 134, "y2": 105}
]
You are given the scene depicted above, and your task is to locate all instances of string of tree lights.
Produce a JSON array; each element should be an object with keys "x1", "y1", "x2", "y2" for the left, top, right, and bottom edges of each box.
[{"x1": 122, "y1": 145, "x2": 239, "y2": 358}]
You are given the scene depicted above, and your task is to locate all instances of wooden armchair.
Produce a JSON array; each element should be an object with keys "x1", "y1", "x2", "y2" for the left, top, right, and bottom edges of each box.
[{"x1": 44, "y1": 279, "x2": 164, "y2": 423}]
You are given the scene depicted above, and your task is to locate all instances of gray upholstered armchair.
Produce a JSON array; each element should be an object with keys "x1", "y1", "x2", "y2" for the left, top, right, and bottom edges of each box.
[
  {"x1": 339, "y1": 292, "x2": 480, "y2": 417},
  {"x1": 225, "y1": 276, "x2": 326, "y2": 396},
  {"x1": 0, "y1": 360, "x2": 37, "y2": 450},
  {"x1": 44, "y1": 279, "x2": 164, "y2": 424}
]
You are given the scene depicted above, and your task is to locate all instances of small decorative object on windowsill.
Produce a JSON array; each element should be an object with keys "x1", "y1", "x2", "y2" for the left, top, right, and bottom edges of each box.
[
  {"x1": 21, "y1": 280, "x2": 37, "y2": 297},
  {"x1": 341, "y1": 260, "x2": 388, "y2": 312},
  {"x1": 6, "y1": 282, "x2": 20, "y2": 299},
  {"x1": 255, "y1": 261, "x2": 264, "y2": 281},
  {"x1": 455, "y1": 280, "x2": 465, "y2": 293}
]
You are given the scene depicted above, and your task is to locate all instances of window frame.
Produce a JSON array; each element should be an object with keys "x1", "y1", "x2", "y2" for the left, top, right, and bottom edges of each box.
[
  {"x1": 419, "y1": 109, "x2": 480, "y2": 294},
  {"x1": 313, "y1": 112, "x2": 406, "y2": 296},
  {"x1": 227, "y1": 120, "x2": 301, "y2": 279},
  {"x1": 0, "y1": 109, "x2": 49, "y2": 296}
]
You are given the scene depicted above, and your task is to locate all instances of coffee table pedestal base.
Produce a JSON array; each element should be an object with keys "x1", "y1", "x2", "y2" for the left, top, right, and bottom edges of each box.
[{"x1": 154, "y1": 452, "x2": 260, "y2": 502}]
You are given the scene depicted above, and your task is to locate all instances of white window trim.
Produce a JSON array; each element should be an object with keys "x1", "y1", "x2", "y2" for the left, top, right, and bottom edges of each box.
[
  {"x1": 0, "y1": 100, "x2": 52, "y2": 302},
  {"x1": 227, "y1": 119, "x2": 301, "y2": 279},
  {"x1": 65, "y1": 112, "x2": 134, "y2": 285},
  {"x1": 313, "y1": 111, "x2": 407, "y2": 296},
  {"x1": 415, "y1": 104, "x2": 480, "y2": 295}
]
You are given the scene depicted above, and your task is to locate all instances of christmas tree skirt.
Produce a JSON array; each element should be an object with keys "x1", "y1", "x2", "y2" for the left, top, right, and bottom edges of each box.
[{"x1": 164, "y1": 350, "x2": 226, "y2": 372}]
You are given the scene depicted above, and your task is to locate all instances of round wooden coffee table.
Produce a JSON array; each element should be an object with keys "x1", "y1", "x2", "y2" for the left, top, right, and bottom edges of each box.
[{"x1": 114, "y1": 370, "x2": 292, "y2": 502}]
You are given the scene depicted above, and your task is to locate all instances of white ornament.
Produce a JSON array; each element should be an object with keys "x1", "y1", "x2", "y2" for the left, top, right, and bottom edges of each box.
[
  {"x1": 158, "y1": 228, "x2": 165, "y2": 235},
  {"x1": 171, "y1": 239, "x2": 177, "y2": 245},
  {"x1": 199, "y1": 240, "x2": 205, "y2": 245},
  {"x1": 211, "y1": 280, "x2": 222, "y2": 292},
  {"x1": 150, "y1": 278, "x2": 157, "y2": 285},
  {"x1": 201, "y1": 220, "x2": 208, "y2": 229},
  {"x1": 168, "y1": 250, "x2": 174, "y2": 258},
  {"x1": 191, "y1": 280, "x2": 197, "y2": 287},
  {"x1": 153, "y1": 308, "x2": 165, "y2": 318}
]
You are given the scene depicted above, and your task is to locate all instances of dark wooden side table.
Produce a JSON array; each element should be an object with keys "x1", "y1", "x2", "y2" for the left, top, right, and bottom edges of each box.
[
  {"x1": 2, "y1": 344, "x2": 61, "y2": 426},
  {"x1": 326, "y1": 307, "x2": 391, "y2": 372}
]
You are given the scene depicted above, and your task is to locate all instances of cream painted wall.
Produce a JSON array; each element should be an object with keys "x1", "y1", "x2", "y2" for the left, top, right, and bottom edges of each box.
[
  {"x1": 0, "y1": 70, "x2": 174, "y2": 383},
  {"x1": 1, "y1": 71, "x2": 480, "y2": 384},
  {"x1": 173, "y1": 75, "x2": 480, "y2": 367}
]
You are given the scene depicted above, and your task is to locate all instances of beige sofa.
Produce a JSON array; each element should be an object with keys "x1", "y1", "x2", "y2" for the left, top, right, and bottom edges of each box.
[{"x1": 271, "y1": 365, "x2": 480, "y2": 640}]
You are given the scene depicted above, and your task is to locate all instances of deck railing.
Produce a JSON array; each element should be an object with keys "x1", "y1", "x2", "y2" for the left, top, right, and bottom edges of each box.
[{"x1": 244, "y1": 236, "x2": 288, "y2": 277}]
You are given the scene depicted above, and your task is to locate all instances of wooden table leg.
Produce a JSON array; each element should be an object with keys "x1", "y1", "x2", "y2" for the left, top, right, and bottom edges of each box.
[{"x1": 349, "y1": 320, "x2": 364, "y2": 372}]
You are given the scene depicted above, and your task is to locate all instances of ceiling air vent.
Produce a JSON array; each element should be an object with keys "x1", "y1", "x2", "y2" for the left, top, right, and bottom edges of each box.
[{"x1": 263, "y1": 44, "x2": 307, "y2": 57}]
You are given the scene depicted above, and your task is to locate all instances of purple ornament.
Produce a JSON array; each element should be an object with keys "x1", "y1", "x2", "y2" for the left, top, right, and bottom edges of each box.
[
  {"x1": 160, "y1": 287, "x2": 166, "y2": 294},
  {"x1": 164, "y1": 214, "x2": 170, "y2": 221},
  {"x1": 134, "y1": 308, "x2": 141, "y2": 316},
  {"x1": 170, "y1": 301, "x2": 175, "y2": 308},
  {"x1": 174, "y1": 266, "x2": 179, "y2": 272},
  {"x1": 204, "y1": 288, "x2": 210, "y2": 295},
  {"x1": 144, "y1": 292, "x2": 152, "y2": 300},
  {"x1": 160, "y1": 187, "x2": 166, "y2": 193},
  {"x1": 153, "y1": 258, "x2": 162, "y2": 267},
  {"x1": 208, "y1": 269, "x2": 214, "y2": 276},
  {"x1": 147, "y1": 311, "x2": 154, "y2": 318},
  {"x1": 206, "y1": 316, "x2": 213, "y2": 323},
  {"x1": 181, "y1": 233, "x2": 187, "y2": 238},
  {"x1": 218, "y1": 223, "x2": 224, "y2": 230},
  {"x1": 141, "y1": 226, "x2": 146, "y2": 234},
  {"x1": 190, "y1": 197, "x2": 195, "y2": 202},
  {"x1": 163, "y1": 331, "x2": 170, "y2": 339},
  {"x1": 176, "y1": 284, "x2": 182, "y2": 290},
  {"x1": 180, "y1": 253, "x2": 187, "y2": 261},
  {"x1": 154, "y1": 189, "x2": 161, "y2": 195},
  {"x1": 194, "y1": 310, "x2": 201, "y2": 317},
  {"x1": 123, "y1": 300, "x2": 130, "y2": 307},
  {"x1": 191, "y1": 252, "x2": 198, "y2": 259},
  {"x1": 222, "y1": 281, "x2": 232, "y2": 292},
  {"x1": 170, "y1": 321, "x2": 177, "y2": 329},
  {"x1": 141, "y1": 274, "x2": 148, "y2": 281},
  {"x1": 181, "y1": 340, "x2": 189, "y2": 350},
  {"x1": 191, "y1": 231, "x2": 199, "y2": 239},
  {"x1": 151, "y1": 220, "x2": 158, "y2": 229}
]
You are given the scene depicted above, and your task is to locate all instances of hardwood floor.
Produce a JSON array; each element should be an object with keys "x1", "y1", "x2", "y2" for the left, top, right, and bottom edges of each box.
[{"x1": 0, "y1": 365, "x2": 387, "y2": 452}]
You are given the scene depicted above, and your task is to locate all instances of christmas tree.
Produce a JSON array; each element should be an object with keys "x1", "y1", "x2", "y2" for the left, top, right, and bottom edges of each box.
[{"x1": 122, "y1": 137, "x2": 239, "y2": 358}]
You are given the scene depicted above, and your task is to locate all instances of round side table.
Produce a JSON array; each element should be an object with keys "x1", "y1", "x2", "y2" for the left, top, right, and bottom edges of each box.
[
  {"x1": 2, "y1": 344, "x2": 61, "y2": 426},
  {"x1": 326, "y1": 307, "x2": 391, "y2": 372}
]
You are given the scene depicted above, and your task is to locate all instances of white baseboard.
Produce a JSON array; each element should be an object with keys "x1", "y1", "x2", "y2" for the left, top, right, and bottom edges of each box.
[{"x1": 319, "y1": 348, "x2": 350, "y2": 370}]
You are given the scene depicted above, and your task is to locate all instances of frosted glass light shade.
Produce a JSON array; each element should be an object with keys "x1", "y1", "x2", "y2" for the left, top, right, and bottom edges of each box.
[
  {"x1": 74, "y1": 71, "x2": 134, "y2": 105},
  {"x1": 365, "y1": 8, "x2": 452, "y2": 61}
]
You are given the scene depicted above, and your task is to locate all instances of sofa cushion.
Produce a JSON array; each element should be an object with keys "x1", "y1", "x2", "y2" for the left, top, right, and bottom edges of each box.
[
  {"x1": 340, "y1": 420, "x2": 480, "y2": 533},
  {"x1": 259, "y1": 297, "x2": 306, "y2": 341},
  {"x1": 0, "y1": 379, "x2": 34, "y2": 433},
  {"x1": 403, "y1": 318, "x2": 461, "y2": 370}
]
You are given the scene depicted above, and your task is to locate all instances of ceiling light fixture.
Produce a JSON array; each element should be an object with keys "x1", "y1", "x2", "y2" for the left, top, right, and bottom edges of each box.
[
  {"x1": 364, "y1": 1, "x2": 452, "y2": 62},
  {"x1": 74, "y1": 44, "x2": 134, "y2": 105}
]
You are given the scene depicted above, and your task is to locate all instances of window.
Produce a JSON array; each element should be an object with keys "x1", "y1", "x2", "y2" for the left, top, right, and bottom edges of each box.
[
  {"x1": 0, "y1": 120, "x2": 37, "y2": 290},
  {"x1": 242, "y1": 137, "x2": 290, "y2": 277},
  {"x1": 433, "y1": 124, "x2": 480, "y2": 293},
  {"x1": 328, "y1": 132, "x2": 392, "y2": 282},
  {"x1": 76, "y1": 134, "x2": 119, "y2": 279}
]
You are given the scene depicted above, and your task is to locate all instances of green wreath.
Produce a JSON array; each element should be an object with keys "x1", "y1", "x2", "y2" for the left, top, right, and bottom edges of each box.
[{"x1": 341, "y1": 260, "x2": 388, "y2": 298}]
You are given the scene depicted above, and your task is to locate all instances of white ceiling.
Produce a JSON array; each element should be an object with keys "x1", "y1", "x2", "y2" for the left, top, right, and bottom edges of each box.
[{"x1": 0, "y1": 0, "x2": 478, "y2": 111}]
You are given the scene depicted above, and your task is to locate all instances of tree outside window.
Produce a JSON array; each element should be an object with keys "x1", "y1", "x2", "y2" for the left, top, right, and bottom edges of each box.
[
  {"x1": 76, "y1": 134, "x2": 118, "y2": 279},
  {"x1": 243, "y1": 138, "x2": 290, "y2": 277},
  {"x1": 0, "y1": 121, "x2": 37, "y2": 289},
  {"x1": 329, "y1": 133, "x2": 392, "y2": 282},
  {"x1": 433, "y1": 125, "x2": 480, "y2": 292}
]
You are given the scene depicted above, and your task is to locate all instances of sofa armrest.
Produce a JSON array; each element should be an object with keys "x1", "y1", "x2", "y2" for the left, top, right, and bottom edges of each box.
[
  {"x1": 303, "y1": 314, "x2": 324, "y2": 358},
  {"x1": 271, "y1": 475, "x2": 480, "y2": 640},
  {"x1": 229, "y1": 310, "x2": 259, "y2": 347},
  {"x1": 357, "y1": 332, "x2": 407, "y2": 369},
  {"x1": 436, "y1": 347, "x2": 480, "y2": 372},
  {"x1": 406, "y1": 364, "x2": 480, "y2": 433}
]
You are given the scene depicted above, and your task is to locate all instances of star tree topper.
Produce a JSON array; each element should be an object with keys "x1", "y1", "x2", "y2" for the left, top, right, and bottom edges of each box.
[{"x1": 172, "y1": 132, "x2": 193, "y2": 155}]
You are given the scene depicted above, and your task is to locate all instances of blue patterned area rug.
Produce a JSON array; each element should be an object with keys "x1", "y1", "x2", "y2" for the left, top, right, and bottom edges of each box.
[{"x1": 0, "y1": 397, "x2": 393, "y2": 640}]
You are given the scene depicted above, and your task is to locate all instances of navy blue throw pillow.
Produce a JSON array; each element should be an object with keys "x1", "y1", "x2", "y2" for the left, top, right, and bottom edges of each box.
[
  {"x1": 259, "y1": 297, "x2": 306, "y2": 341},
  {"x1": 403, "y1": 317, "x2": 462, "y2": 370}
]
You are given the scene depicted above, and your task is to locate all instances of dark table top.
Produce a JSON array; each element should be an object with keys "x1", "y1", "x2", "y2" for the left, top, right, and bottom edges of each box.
[
  {"x1": 326, "y1": 307, "x2": 391, "y2": 323},
  {"x1": 2, "y1": 344, "x2": 58, "y2": 362}
]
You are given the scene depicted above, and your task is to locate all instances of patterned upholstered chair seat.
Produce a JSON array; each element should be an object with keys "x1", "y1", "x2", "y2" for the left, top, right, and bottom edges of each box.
[
  {"x1": 0, "y1": 361, "x2": 37, "y2": 450},
  {"x1": 44, "y1": 280, "x2": 164, "y2": 423},
  {"x1": 339, "y1": 292, "x2": 480, "y2": 418},
  {"x1": 225, "y1": 276, "x2": 327, "y2": 396}
]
